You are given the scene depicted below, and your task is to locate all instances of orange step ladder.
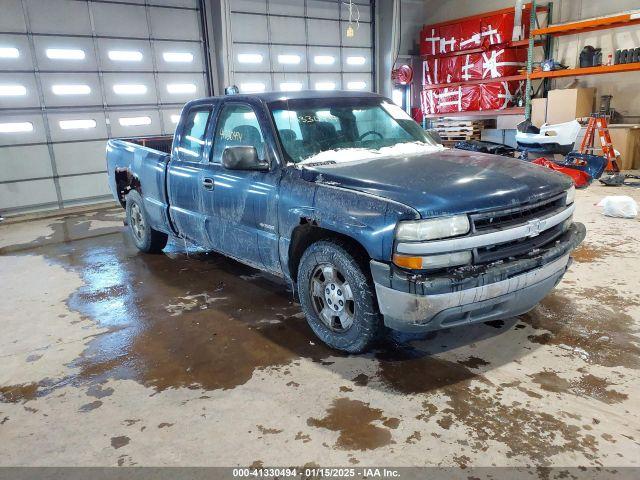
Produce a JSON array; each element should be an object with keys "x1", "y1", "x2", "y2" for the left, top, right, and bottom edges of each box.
[{"x1": 578, "y1": 114, "x2": 620, "y2": 172}]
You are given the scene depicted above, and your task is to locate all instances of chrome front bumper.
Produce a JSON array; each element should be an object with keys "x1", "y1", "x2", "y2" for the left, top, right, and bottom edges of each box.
[{"x1": 372, "y1": 222, "x2": 585, "y2": 333}]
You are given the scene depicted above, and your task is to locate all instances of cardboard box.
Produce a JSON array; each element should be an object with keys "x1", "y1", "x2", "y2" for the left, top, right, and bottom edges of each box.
[
  {"x1": 531, "y1": 98, "x2": 547, "y2": 127},
  {"x1": 609, "y1": 126, "x2": 640, "y2": 170},
  {"x1": 546, "y1": 88, "x2": 596, "y2": 124}
]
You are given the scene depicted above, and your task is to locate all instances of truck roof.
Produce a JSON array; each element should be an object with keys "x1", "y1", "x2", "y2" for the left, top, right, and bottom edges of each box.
[{"x1": 188, "y1": 90, "x2": 385, "y2": 107}]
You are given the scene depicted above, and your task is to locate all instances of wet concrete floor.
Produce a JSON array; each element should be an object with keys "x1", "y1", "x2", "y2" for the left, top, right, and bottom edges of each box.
[{"x1": 0, "y1": 184, "x2": 639, "y2": 468}]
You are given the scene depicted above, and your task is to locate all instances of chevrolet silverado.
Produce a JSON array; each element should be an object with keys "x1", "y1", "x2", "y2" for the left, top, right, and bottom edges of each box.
[{"x1": 106, "y1": 90, "x2": 585, "y2": 353}]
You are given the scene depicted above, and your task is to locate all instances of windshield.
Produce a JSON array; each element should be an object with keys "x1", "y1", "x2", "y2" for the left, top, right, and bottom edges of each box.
[{"x1": 270, "y1": 98, "x2": 439, "y2": 164}]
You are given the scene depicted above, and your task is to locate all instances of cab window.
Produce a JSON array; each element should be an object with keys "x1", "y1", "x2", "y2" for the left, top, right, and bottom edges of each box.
[
  {"x1": 175, "y1": 107, "x2": 212, "y2": 161},
  {"x1": 211, "y1": 104, "x2": 266, "y2": 162}
]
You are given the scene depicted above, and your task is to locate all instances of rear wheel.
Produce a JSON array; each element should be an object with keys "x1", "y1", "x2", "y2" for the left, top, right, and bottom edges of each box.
[
  {"x1": 297, "y1": 240, "x2": 383, "y2": 353},
  {"x1": 125, "y1": 190, "x2": 168, "y2": 253}
]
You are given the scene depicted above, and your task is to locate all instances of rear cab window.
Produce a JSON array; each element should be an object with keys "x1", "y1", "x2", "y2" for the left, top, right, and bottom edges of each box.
[{"x1": 175, "y1": 106, "x2": 213, "y2": 162}]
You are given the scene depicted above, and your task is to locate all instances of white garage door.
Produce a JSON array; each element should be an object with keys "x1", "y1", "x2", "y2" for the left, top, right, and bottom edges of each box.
[
  {"x1": 0, "y1": 0, "x2": 211, "y2": 215},
  {"x1": 227, "y1": 0, "x2": 374, "y2": 94}
]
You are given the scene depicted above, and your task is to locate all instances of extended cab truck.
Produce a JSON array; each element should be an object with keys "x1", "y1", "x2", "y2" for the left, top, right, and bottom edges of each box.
[{"x1": 107, "y1": 91, "x2": 585, "y2": 353}]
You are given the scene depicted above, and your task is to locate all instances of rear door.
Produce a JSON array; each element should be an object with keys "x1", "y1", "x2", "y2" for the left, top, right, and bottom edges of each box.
[
  {"x1": 166, "y1": 103, "x2": 215, "y2": 246},
  {"x1": 203, "y1": 102, "x2": 282, "y2": 272}
]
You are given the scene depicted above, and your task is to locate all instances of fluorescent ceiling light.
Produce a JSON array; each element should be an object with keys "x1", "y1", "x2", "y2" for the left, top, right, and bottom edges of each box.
[
  {"x1": 113, "y1": 84, "x2": 147, "y2": 95},
  {"x1": 108, "y1": 50, "x2": 143, "y2": 62},
  {"x1": 46, "y1": 48, "x2": 85, "y2": 60},
  {"x1": 347, "y1": 81, "x2": 366, "y2": 90},
  {"x1": 0, "y1": 122, "x2": 33, "y2": 133},
  {"x1": 52, "y1": 84, "x2": 90, "y2": 95},
  {"x1": 170, "y1": 114, "x2": 180, "y2": 124},
  {"x1": 166, "y1": 83, "x2": 196, "y2": 94},
  {"x1": 163, "y1": 51, "x2": 193, "y2": 63},
  {"x1": 59, "y1": 119, "x2": 97, "y2": 130},
  {"x1": 279, "y1": 82, "x2": 303, "y2": 92},
  {"x1": 278, "y1": 54, "x2": 301, "y2": 65},
  {"x1": 0, "y1": 47, "x2": 19, "y2": 58},
  {"x1": 0, "y1": 84, "x2": 27, "y2": 96},
  {"x1": 119, "y1": 116, "x2": 151, "y2": 126},
  {"x1": 237, "y1": 53, "x2": 263, "y2": 64},
  {"x1": 314, "y1": 55, "x2": 335, "y2": 65},
  {"x1": 315, "y1": 81, "x2": 336, "y2": 91},
  {"x1": 240, "y1": 82, "x2": 265, "y2": 93},
  {"x1": 346, "y1": 56, "x2": 366, "y2": 66}
]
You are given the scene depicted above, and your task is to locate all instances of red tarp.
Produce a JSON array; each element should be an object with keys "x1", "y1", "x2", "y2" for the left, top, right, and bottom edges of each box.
[
  {"x1": 479, "y1": 80, "x2": 524, "y2": 110},
  {"x1": 459, "y1": 53, "x2": 483, "y2": 82},
  {"x1": 438, "y1": 23, "x2": 461, "y2": 54},
  {"x1": 420, "y1": 26, "x2": 440, "y2": 56},
  {"x1": 458, "y1": 18, "x2": 482, "y2": 51},
  {"x1": 422, "y1": 81, "x2": 523, "y2": 115},
  {"x1": 420, "y1": 9, "x2": 527, "y2": 56},
  {"x1": 419, "y1": 8, "x2": 529, "y2": 116}
]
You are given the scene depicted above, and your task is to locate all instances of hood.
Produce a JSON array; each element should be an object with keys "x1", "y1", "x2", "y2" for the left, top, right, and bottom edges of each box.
[{"x1": 301, "y1": 149, "x2": 572, "y2": 217}]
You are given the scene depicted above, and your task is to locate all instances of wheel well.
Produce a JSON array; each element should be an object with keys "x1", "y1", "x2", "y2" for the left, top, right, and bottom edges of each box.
[
  {"x1": 114, "y1": 169, "x2": 141, "y2": 207},
  {"x1": 288, "y1": 219, "x2": 371, "y2": 281}
]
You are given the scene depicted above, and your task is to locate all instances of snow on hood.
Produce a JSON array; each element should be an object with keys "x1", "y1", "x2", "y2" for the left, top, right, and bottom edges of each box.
[{"x1": 296, "y1": 141, "x2": 447, "y2": 167}]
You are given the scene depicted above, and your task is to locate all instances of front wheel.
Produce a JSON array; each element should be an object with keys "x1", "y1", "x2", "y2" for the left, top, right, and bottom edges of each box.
[
  {"x1": 125, "y1": 190, "x2": 168, "y2": 253},
  {"x1": 297, "y1": 240, "x2": 383, "y2": 353}
]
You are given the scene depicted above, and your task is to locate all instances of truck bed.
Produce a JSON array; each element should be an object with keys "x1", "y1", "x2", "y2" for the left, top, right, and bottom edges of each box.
[
  {"x1": 106, "y1": 138, "x2": 173, "y2": 235},
  {"x1": 122, "y1": 135, "x2": 173, "y2": 154}
]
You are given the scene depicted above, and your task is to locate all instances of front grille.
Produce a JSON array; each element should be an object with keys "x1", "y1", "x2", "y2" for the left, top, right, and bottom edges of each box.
[
  {"x1": 469, "y1": 193, "x2": 568, "y2": 265},
  {"x1": 471, "y1": 193, "x2": 565, "y2": 233},
  {"x1": 475, "y1": 224, "x2": 564, "y2": 264}
]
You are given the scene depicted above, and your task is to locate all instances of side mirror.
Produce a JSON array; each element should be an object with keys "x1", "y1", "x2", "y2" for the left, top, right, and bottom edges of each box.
[{"x1": 222, "y1": 146, "x2": 269, "y2": 171}]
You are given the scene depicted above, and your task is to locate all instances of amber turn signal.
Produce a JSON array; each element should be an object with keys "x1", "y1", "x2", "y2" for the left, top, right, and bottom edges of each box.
[{"x1": 392, "y1": 254, "x2": 423, "y2": 269}]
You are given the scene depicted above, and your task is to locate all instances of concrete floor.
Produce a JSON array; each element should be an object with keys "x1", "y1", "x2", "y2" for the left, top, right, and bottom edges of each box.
[{"x1": 0, "y1": 183, "x2": 639, "y2": 468}]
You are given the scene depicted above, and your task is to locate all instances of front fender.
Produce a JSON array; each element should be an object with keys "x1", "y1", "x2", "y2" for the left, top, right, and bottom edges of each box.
[
  {"x1": 310, "y1": 184, "x2": 419, "y2": 261},
  {"x1": 277, "y1": 169, "x2": 419, "y2": 278}
]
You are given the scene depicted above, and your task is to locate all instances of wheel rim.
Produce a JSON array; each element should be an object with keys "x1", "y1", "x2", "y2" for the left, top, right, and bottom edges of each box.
[
  {"x1": 130, "y1": 202, "x2": 145, "y2": 241},
  {"x1": 309, "y1": 263, "x2": 355, "y2": 333}
]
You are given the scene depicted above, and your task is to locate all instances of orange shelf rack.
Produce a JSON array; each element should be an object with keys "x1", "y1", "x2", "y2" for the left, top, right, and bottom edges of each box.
[
  {"x1": 524, "y1": 7, "x2": 640, "y2": 120},
  {"x1": 530, "y1": 62, "x2": 640, "y2": 79},
  {"x1": 532, "y1": 9, "x2": 640, "y2": 37}
]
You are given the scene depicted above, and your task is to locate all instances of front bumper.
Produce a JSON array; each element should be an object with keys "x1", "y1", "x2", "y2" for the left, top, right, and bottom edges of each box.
[{"x1": 371, "y1": 222, "x2": 586, "y2": 333}]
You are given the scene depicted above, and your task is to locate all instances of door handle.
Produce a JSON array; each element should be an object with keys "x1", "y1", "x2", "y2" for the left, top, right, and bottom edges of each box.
[{"x1": 202, "y1": 177, "x2": 214, "y2": 190}]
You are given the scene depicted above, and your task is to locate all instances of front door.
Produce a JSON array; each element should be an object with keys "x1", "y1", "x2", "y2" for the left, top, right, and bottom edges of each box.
[
  {"x1": 166, "y1": 104, "x2": 214, "y2": 246},
  {"x1": 204, "y1": 102, "x2": 282, "y2": 273}
]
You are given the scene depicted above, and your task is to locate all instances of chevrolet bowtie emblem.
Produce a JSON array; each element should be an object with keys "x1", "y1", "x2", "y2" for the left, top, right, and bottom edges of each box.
[{"x1": 526, "y1": 218, "x2": 544, "y2": 237}]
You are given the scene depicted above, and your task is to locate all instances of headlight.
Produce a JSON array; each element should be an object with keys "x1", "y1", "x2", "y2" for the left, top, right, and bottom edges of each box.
[
  {"x1": 565, "y1": 185, "x2": 575, "y2": 205},
  {"x1": 393, "y1": 251, "x2": 472, "y2": 270},
  {"x1": 396, "y1": 215, "x2": 470, "y2": 242}
]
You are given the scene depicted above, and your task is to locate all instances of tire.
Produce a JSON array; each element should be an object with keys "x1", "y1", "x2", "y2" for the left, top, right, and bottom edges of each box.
[
  {"x1": 297, "y1": 240, "x2": 383, "y2": 353},
  {"x1": 125, "y1": 190, "x2": 168, "y2": 254}
]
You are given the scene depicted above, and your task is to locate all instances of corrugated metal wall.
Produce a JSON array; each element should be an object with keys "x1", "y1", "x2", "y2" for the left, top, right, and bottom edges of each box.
[
  {"x1": 226, "y1": 0, "x2": 374, "y2": 95},
  {"x1": 0, "y1": 0, "x2": 211, "y2": 215}
]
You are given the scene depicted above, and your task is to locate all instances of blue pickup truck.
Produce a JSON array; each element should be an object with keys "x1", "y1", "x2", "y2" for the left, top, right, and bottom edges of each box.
[{"x1": 106, "y1": 90, "x2": 585, "y2": 353}]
